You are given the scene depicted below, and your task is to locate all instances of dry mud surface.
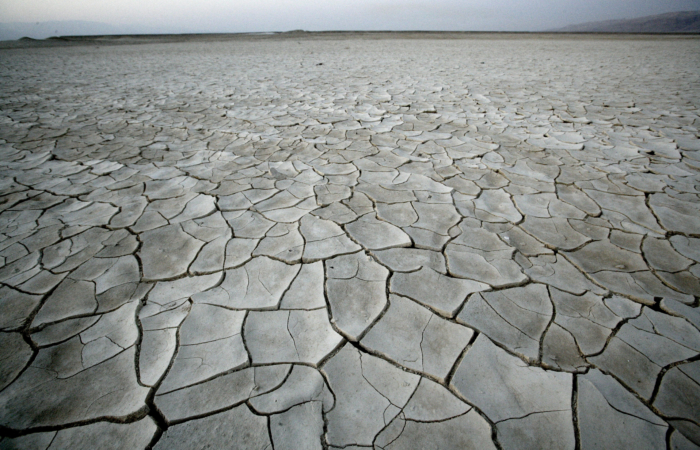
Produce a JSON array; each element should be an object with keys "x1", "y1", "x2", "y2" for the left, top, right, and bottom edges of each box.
[{"x1": 0, "y1": 34, "x2": 699, "y2": 449}]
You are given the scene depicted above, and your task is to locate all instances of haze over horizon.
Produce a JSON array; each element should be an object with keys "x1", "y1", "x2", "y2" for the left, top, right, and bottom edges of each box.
[{"x1": 1, "y1": 0, "x2": 700, "y2": 35}]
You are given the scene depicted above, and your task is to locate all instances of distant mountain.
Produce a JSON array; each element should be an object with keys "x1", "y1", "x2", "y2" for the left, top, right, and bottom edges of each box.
[
  {"x1": 552, "y1": 10, "x2": 700, "y2": 33},
  {"x1": 0, "y1": 21, "x2": 147, "y2": 41}
]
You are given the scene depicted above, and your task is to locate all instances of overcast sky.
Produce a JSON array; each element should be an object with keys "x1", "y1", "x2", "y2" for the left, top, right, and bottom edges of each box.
[{"x1": 1, "y1": 0, "x2": 699, "y2": 32}]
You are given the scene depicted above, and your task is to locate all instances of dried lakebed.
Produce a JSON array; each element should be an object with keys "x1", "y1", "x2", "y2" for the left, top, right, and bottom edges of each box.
[{"x1": 0, "y1": 34, "x2": 699, "y2": 449}]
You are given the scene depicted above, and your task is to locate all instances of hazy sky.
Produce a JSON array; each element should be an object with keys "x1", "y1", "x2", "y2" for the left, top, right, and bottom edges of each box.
[{"x1": 1, "y1": 0, "x2": 699, "y2": 32}]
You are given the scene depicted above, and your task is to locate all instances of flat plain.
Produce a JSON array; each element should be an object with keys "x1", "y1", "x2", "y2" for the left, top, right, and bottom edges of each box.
[{"x1": 0, "y1": 33, "x2": 699, "y2": 449}]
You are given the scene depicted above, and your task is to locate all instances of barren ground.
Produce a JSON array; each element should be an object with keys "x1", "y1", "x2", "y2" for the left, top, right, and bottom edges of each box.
[{"x1": 0, "y1": 34, "x2": 699, "y2": 449}]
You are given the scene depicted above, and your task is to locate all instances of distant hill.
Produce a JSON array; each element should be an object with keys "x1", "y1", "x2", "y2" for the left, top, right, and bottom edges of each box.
[
  {"x1": 552, "y1": 10, "x2": 700, "y2": 33},
  {"x1": 0, "y1": 21, "x2": 120, "y2": 41},
  {"x1": 0, "y1": 21, "x2": 147, "y2": 41}
]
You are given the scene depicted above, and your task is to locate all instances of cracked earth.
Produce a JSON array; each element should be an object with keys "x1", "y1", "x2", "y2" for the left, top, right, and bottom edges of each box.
[{"x1": 0, "y1": 34, "x2": 699, "y2": 449}]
